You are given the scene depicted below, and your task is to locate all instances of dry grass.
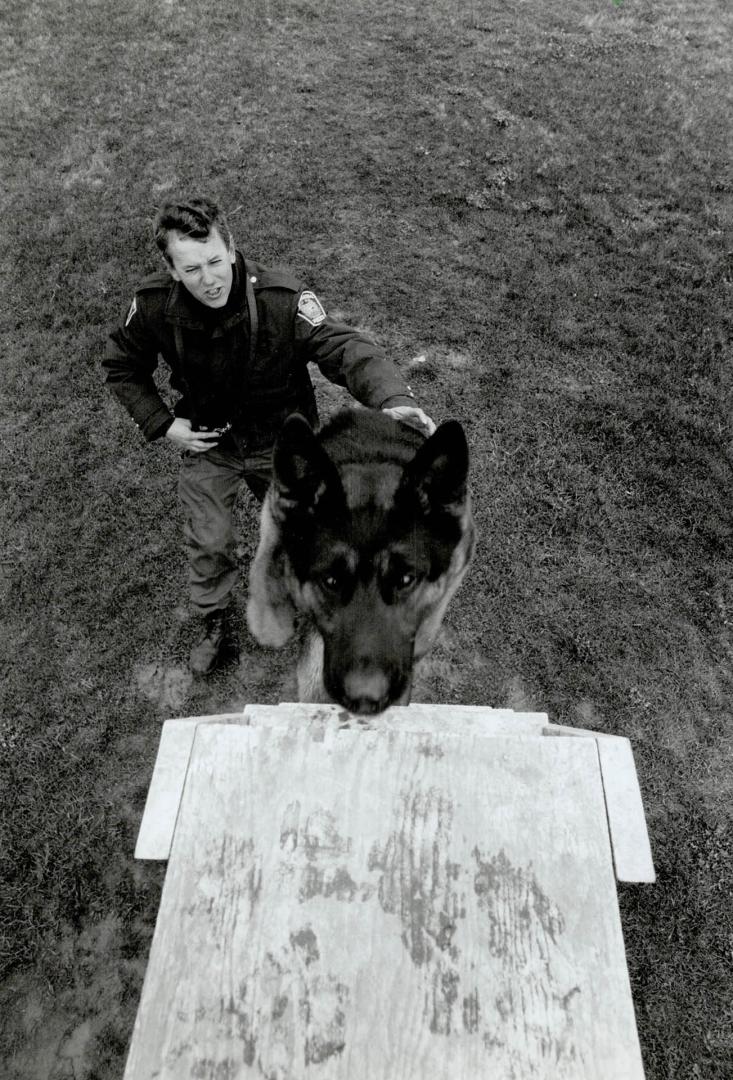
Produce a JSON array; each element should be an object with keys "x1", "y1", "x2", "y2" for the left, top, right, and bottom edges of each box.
[{"x1": 1, "y1": 0, "x2": 732, "y2": 1076}]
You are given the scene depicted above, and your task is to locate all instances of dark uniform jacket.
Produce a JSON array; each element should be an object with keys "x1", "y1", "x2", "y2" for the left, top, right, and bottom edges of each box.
[{"x1": 102, "y1": 252, "x2": 415, "y2": 451}]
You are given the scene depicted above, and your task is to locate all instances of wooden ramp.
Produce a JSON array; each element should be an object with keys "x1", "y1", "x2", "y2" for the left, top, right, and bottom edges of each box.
[{"x1": 125, "y1": 704, "x2": 654, "y2": 1080}]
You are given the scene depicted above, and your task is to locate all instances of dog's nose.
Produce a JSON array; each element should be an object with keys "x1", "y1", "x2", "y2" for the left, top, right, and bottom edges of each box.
[{"x1": 342, "y1": 668, "x2": 390, "y2": 715}]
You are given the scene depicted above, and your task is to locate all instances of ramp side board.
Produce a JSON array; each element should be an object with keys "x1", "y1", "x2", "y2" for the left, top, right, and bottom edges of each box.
[
  {"x1": 134, "y1": 714, "x2": 245, "y2": 860},
  {"x1": 543, "y1": 727, "x2": 656, "y2": 883}
]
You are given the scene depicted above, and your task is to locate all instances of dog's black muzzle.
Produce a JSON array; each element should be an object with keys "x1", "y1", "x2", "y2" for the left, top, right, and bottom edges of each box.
[{"x1": 322, "y1": 602, "x2": 414, "y2": 716}]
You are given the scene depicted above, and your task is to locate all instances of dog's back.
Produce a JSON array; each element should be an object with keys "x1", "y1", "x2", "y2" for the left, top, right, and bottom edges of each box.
[
  {"x1": 315, "y1": 409, "x2": 426, "y2": 518},
  {"x1": 318, "y1": 408, "x2": 425, "y2": 466}
]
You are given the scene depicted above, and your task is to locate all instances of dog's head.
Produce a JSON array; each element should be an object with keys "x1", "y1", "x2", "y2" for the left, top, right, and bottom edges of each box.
[{"x1": 269, "y1": 411, "x2": 473, "y2": 715}]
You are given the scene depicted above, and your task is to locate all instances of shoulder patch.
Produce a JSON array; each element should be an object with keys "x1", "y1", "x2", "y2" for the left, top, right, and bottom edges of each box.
[
  {"x1": 125, "y1": 296, "x2": 138, "y2": 327},
  {"x1": 297, "y1": 290, "x2": 327, "y2": 327}
]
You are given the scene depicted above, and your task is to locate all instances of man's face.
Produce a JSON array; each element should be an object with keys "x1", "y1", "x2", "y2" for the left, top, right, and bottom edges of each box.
[{"x1": 165, "y1": 226, "x2": 236, "y2": 309}]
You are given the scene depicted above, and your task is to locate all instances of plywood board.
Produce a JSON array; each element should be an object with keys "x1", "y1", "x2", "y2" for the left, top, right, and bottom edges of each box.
[
  {"x1": 125, "y1": 725, "x2": 645, "y2": 1080},
  {"x1": 136, "y1": 706, "x2": 548, "y2": 862},
  {"x1": 136, "y1": 709, "x2": 655, "y2": 882}
]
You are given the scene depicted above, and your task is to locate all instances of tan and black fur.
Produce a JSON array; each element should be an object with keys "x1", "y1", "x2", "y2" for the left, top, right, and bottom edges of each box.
[{"x1": 247, "y1": 409, "x2": 475, "y2": 715}]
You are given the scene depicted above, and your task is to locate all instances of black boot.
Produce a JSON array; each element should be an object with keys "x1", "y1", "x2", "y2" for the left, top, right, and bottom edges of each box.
[{"x1": 189, "y1": 609, "x2": 228, "y2": 675}]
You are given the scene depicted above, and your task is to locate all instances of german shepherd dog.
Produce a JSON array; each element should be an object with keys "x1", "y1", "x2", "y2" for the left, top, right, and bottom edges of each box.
[{"x1": 247, "y1": 409, "x2": 475, "y2": 715}]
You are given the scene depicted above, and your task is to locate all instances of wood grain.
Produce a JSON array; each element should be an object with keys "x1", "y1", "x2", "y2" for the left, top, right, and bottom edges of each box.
[
  {"x1": 125, "y1": 725, "x2": 645, "y2": 1079},
  {"x1": 135, "y1": 707, "x2": 550, "y2": 861}
]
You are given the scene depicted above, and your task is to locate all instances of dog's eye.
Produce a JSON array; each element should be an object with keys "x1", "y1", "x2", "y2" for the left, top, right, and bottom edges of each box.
[
  {"x1": 322, "y1": 573, "x2": 341, "y2": 592},
  {"x1": 397, "y1": 572, "x2": 415, "y2": 590}
]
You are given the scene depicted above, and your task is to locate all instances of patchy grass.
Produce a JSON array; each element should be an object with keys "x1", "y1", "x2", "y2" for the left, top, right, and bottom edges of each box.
[{"x1": 1, "y1": 0, "x2": 732, "y2": 1076}]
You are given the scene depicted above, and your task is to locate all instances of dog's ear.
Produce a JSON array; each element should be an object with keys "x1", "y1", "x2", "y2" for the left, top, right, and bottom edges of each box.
[
  {"x1": 404, "y1": 420, "x2": 469, "y2": 512},
  {"x1": 272, "y1": 413, "x2": 343, "y2": 517}
]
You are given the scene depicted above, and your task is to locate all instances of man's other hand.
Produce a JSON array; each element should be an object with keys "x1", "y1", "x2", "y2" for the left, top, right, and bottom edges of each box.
[
  {"x1": 382, "y1": 405, "x2": 437, "y2": 438},
  {"x1": 165, "y1": 417, "x2": 222, "y2": 452}
]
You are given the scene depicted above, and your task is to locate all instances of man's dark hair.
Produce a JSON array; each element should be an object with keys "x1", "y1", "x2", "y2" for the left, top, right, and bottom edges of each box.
[{"x1": 153, "y1": 197, "x2": 234, "y2": 263}]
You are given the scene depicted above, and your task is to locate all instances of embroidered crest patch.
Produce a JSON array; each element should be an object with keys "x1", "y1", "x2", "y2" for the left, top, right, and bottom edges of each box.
[
  {"x1": 125, "y1": 296, "x2": 138, "y2": 327},
  {"x1": 297, "y1": 290, "x2": 327, "y2": 327}
]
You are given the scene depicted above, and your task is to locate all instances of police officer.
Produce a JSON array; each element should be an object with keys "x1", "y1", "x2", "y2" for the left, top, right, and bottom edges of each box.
[{"x1": 103, "y1": 196, "x2": 435, "y2": 674}]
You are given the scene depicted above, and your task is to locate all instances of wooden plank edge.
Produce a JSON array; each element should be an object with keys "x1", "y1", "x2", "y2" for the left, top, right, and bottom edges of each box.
[
  {"x1": 542, "y1": 722, "x2": 617, "y2": 740},
  {"x1": 134, "y1": 713, "x2": 247, "y2": 860},
  {"x1": 597, "y1": 737, "x2": 656, "y2": 884},
  {"x1": 273, "y1": 702, "x2": 549, "y2": 730},
  {"x1": 277, "y1": 701, "x2": 547, "y2": 718},
  {"x1": 543, "y1": 725, "x2": 655, "y2": 883}
]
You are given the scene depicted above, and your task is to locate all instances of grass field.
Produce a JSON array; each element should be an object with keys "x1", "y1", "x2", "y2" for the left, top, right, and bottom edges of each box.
[{"x1": 1, "y1": 0, "x2": 732, "y2": 1076}]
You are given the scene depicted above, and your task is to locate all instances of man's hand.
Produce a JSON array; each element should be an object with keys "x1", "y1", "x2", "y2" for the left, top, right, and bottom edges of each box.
[
  {"x1": 382, "y1": 405, "x2": 437, "y2": 438},
  {"x1": 165, "y1": 417, "x2": 223, "y2": 453}
]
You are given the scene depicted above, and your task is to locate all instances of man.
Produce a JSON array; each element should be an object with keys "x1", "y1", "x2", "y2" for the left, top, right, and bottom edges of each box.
[{"x1": 103, "y1": 196, "x2": 435, "y2": 674}]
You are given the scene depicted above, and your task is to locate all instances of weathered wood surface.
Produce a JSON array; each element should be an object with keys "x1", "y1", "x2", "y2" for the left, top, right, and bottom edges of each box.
[
  {"x1": 135, "y1": 706, "x2": 550, "y2": 861},
  {"x1": 125, "y1": 724, "x2": 645, "y2": 1080},
  {"x1": 135, "y1": 706, "x2": 655, "y2": 881}
]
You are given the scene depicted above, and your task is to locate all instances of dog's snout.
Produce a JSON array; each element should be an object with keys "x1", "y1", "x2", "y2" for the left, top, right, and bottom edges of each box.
[{"x1": 342, "y1": 668, "x2": 390, "y2": 715}]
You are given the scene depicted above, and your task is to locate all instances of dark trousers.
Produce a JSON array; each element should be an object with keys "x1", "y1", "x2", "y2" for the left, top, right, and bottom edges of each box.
[{"x1": 177, "y1": 444, "x2": 272, "y2": 614}]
